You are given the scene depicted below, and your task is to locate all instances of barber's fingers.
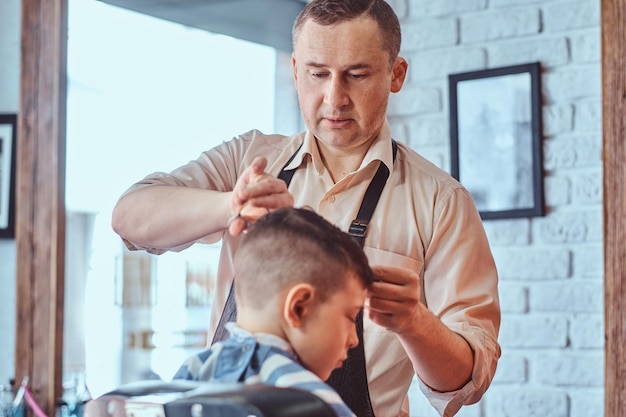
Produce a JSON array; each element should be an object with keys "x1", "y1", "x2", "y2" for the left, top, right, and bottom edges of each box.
[
  {"x1": 239, "y1": 205, "x2": 270, "y2": 222},
  {"x1": 371, "y1": 265, "x2": 419, "y2": 286},
  {"x1": 246, "y1": 189, "x2": 294, "y2": 211},
  {"x1": 227, "y1": 204, "x2": 272, "y2": 237},
  {"x1": 232, "y1": 157, "x2": 269, "y2": 207},
  {"x1": 228, "y1": 156, "x2": 294, "y2": 236},
  {"x1": 249, "y1": 156, "x2": 268, "y2": 176},
  {"x1": 229, "y1": 207, "x2": 269, "y2": 236},
  {"x1": 233, "y1": 171, "x2": 293, "y2": 216},
  {"x1": 228, "y1": 216, "x2": 248, "y2": 237},
  {"x1": 366, "y1": 266, "x2": 420, "y2": 319},
  {"x1": 244, "y1": 171, "x2": 289, "y2": 196}
]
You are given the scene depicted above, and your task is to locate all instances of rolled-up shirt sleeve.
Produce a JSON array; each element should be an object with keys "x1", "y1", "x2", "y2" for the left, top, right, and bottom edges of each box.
[{"x1": 418, "y1": 186, "x2": 501, "y2": 416}]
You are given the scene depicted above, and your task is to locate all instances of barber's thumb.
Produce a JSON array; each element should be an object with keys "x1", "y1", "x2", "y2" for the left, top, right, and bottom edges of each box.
[{"x1": 251, "y1": 156, "x2": 268, "y2": 174}]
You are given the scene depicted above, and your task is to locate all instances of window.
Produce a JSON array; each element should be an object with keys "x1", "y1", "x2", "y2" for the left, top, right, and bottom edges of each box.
[{"x1": 66, "y1": 0, "x2": 277, "y2": 396}]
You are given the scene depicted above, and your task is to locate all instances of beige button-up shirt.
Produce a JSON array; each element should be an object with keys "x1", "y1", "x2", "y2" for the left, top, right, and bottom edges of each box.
[{"x1": 121, "y1": 122, "x2": 501, "y2": 417}]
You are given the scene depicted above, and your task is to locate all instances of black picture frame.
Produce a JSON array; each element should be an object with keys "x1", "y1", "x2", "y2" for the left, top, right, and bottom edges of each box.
[
  {"x1": 449, "y1": 62, "x2": 544, "y2": 220},
  {"x1": 0, "y1": 114, "x2": 17, "y2": 238}
]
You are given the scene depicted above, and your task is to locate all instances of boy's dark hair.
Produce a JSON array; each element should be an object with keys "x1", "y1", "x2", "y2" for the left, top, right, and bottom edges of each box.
[
  {"x1": 234, "y1": 207, "x2": 374, "y2": 309},
  {"x1": 292, "y1": 0, "x2": 402, "y2": 67}
]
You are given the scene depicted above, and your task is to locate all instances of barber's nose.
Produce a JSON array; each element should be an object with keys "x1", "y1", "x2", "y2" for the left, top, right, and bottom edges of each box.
[{"x1": 324, "y1": 77, "x2": 349, "y2": 108}]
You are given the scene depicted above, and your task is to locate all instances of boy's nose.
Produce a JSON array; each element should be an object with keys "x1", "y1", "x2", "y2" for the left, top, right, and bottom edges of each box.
[{"x1": 347, "y1": 324, "x2": 359, "y2": 349}]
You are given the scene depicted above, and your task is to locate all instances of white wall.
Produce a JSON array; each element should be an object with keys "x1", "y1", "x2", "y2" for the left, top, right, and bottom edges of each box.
[
  {"x1": 384, "y1": 0, "x2": 603, "y2": 416},
  {"x1": 0, "y1": 0, "x2": 21, "y2": 388}
]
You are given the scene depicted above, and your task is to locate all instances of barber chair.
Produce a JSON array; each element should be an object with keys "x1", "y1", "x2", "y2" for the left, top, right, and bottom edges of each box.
[{"x1": 83, "y1": 380, "x2": 337, "y2": 417}]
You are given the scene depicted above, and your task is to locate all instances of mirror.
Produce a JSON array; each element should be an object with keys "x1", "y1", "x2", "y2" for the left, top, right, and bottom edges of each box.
[{"x1": 65, "y1": 0, "x2": 297, "y2": 397}]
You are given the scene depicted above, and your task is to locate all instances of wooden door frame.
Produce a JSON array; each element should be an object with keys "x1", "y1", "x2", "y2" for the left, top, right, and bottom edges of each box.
[
  {"x1": 601, "y1": 0, "x2": 626, "y2": 415},
  {"x1": 15, "y1": 0, "x2": 625, "y2": 415},
  {"x1": 15, "y1": 0, "x2": 67, "y2": 415}
]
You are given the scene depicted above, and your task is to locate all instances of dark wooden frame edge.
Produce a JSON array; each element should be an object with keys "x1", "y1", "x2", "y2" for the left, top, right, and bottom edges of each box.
[
  {"x1": 0, "y1": 113, "x2": 17, "y2": 238},
  {"x1": 448, "y1": 62, "x2": 544, "y2": 221}
]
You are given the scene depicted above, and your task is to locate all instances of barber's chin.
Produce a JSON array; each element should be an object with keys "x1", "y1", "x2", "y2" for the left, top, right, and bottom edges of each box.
[{"x1": 315, "y1": 131, "x2": 356, "y2": 148}]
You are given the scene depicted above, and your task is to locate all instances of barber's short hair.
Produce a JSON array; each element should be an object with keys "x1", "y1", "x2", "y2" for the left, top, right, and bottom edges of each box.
[
  {"x1": 234, "y1": 207, "x2": 374, "y2": 309},
  {"x1": 292, "y1": 0, "x2": 402, "y2": 66}
]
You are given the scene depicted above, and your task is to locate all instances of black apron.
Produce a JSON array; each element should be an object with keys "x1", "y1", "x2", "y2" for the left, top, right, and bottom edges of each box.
[{"x1": 212, "y1": 140, "x2": 397, "y2": 417}]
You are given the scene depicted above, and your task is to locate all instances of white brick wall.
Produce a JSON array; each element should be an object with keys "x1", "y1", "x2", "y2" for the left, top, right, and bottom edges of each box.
[{"x1": 386, "y1": 1, "x2": 603, "y2": 416}]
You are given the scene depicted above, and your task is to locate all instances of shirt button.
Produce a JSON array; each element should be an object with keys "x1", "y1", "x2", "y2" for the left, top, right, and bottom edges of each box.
[{"x1": 328, "y1": 195, "x2": 336, "y2": 203}]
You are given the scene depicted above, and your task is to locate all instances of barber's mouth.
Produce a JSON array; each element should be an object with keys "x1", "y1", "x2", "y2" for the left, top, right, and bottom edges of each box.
[{"x1": 324, "y1": 118, "x2": 351, "y2": 128}]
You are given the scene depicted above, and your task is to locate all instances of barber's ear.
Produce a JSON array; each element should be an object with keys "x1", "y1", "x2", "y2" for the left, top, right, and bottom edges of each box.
[
  {"x1": 390, "y1": 57, "x2": 408, "y2": 93},
  {"x1": 283, "y1": 283, "x2": 315, "y2": 327},
  {"x1": 291, "y1": 54, "x2": 299, "y2": 83}
]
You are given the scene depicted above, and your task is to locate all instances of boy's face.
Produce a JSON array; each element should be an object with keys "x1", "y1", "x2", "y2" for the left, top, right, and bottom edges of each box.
[{"x1": 291, "y1": 272, "x2": 367, "y2": 381}]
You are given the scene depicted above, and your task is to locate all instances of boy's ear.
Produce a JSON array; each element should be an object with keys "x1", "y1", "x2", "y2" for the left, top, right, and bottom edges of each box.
[{"x1": 283, "y1": 283, "x2": 315, "y2": 328}]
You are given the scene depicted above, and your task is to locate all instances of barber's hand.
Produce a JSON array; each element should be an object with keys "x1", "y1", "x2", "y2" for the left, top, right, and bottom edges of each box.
[
  {"x1": 228, "y1": 156, "x2": 294, "y2": 236},
  {"x1": 366, "y1": 265, "x2": 423, "y2": 334}
]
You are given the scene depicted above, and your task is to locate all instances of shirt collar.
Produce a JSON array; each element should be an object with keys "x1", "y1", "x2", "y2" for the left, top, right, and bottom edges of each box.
[
  {"x1": 283, "y1": 120, "x2": 395, "y2": 174},
  {"x1": 225, "y1": 322, "x2": 295, "y2": 357}
]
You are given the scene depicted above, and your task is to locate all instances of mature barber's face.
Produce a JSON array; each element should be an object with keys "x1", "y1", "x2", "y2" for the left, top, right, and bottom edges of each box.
[{"x1": 292, "y1": 17, "x2": 405, "y2": 151}]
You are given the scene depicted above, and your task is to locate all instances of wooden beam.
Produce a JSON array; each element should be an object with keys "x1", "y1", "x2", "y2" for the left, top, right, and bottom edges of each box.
[
  {"x1": 97, "y1": 0, "x2": 304, "y2": 52},
  {"x1": 15, "y1": 1, "x2": 68, "y2": 415},
  {"x1": 602, "y1": 0, "x2": 626, "y2": 416}
]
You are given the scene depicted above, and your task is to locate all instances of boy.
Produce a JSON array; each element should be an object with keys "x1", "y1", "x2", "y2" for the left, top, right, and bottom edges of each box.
[{"x1": 173, "y1": 207, "x2": 375, "y2": 417}]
